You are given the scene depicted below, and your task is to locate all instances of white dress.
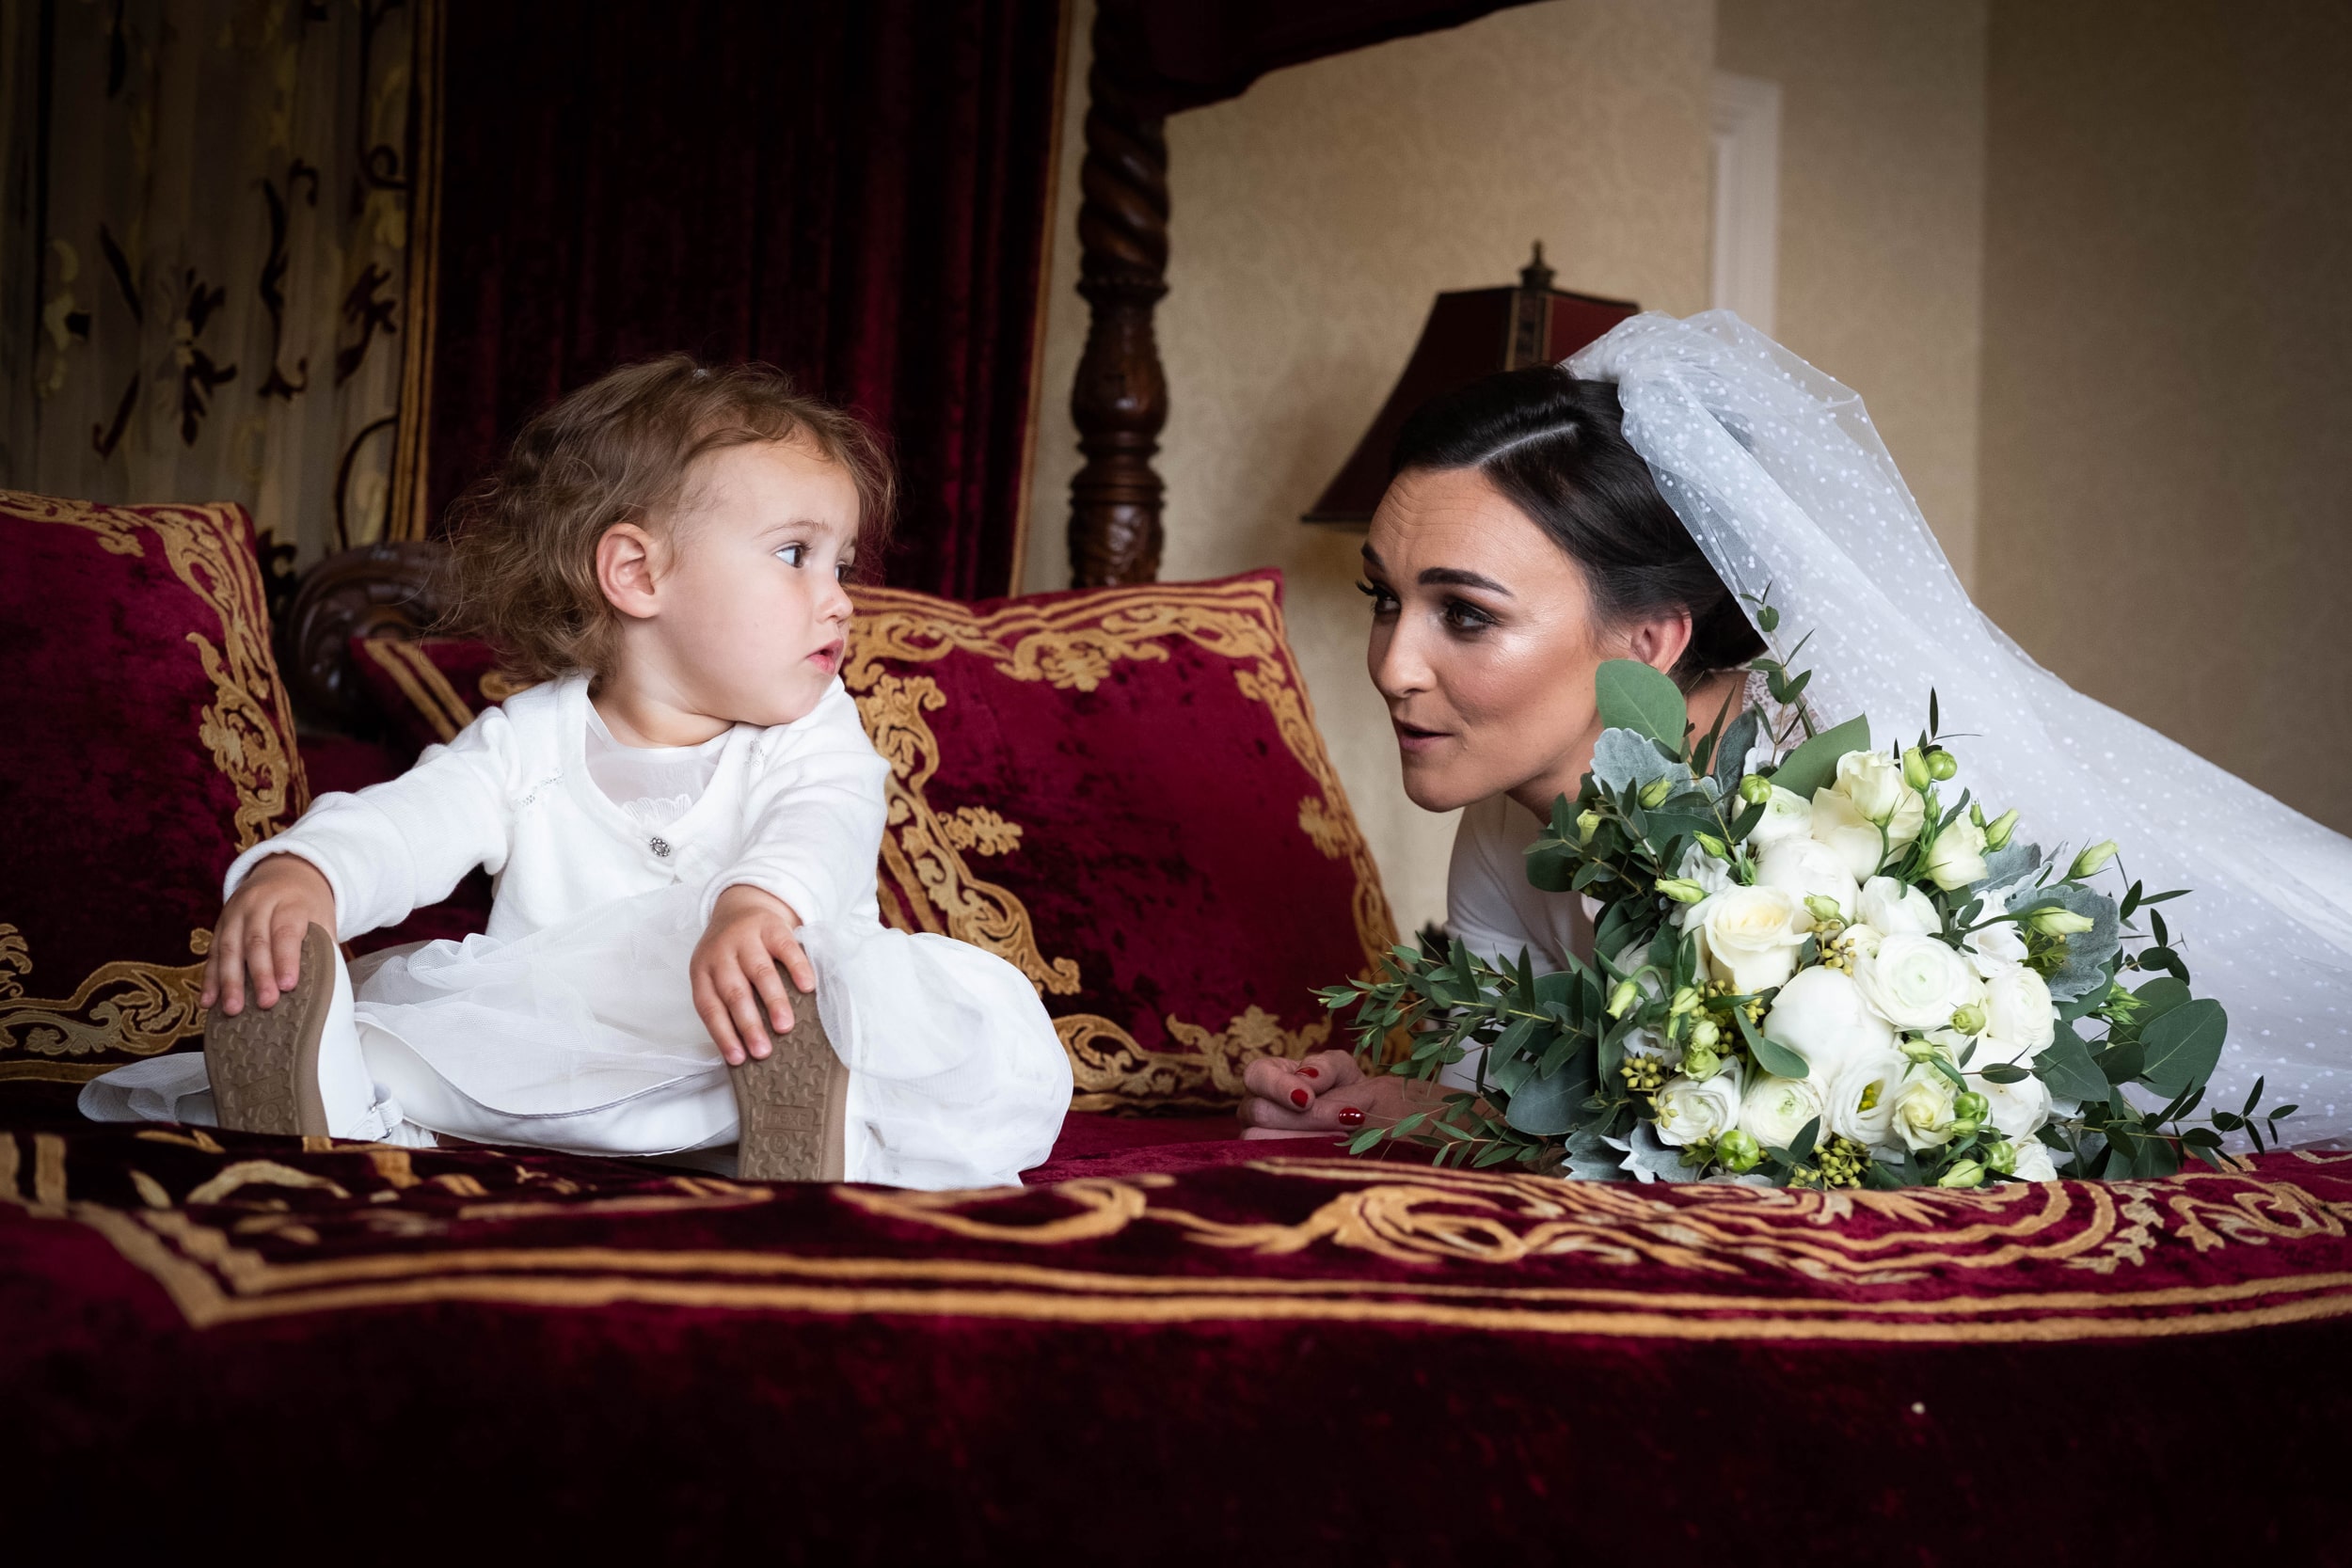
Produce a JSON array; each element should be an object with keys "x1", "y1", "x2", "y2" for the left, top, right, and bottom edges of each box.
[{"x1": 82, "y1": 675, "x2": 1074, "y2": 1188}]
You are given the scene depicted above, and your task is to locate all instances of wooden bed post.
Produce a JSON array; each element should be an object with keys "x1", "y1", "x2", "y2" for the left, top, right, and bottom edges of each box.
[{"x1": 1066, "y1": 5, "x2": 1168, "y2": 586}]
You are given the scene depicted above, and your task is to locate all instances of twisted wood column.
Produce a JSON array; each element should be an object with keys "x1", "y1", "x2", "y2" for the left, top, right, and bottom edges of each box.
[{"x1": 1066, "y1": 16, "x2": 1168, "y2": 586}]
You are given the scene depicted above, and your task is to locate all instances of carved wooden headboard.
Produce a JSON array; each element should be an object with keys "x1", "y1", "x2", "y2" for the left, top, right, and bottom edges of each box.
[{"x1": 280, "y1": 540, "x2": 455, "y2": 729}]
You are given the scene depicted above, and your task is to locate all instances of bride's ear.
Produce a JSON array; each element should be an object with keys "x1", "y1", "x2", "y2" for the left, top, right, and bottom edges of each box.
[{"x1": 1621, "y1": 609, "x2": 1694, "y2": 675}]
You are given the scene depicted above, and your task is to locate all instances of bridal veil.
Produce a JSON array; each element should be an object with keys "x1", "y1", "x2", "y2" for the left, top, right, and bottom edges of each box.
[{"x1": 1568, "y1": 311, "x2": 2352, "y2": 1145}]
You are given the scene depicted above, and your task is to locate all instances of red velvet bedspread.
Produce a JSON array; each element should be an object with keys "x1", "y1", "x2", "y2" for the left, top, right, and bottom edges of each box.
[{"x1": 6, "y1": 1117, "x2": 2348, "y2": 1560}]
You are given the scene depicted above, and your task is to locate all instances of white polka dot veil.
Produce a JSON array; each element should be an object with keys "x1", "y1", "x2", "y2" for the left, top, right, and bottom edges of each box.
[{"x1": 1569, "y1": 311, "x2": 2352, "y2": 1145}]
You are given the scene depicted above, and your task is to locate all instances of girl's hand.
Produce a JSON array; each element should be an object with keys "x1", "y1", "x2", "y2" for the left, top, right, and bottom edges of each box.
[
  {"x1": 204, "y1": 854, "x2": 336, "y2": 1017},
  {"x1": 691, "y1": 884, "x2": 818, "y2": 1065},
  {"x1": 1236, "y1": 1049, "x2": 1433, "y2": 1140}
]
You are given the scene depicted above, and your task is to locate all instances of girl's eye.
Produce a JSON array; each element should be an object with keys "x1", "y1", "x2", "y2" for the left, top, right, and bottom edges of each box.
[
  {"x1": 1358, "y1": 579, "x2": 1399, "y2": 614},
  {"x1": 1440, "y1": 597, "x2": 1498, "y2": 634},
  {"x1": 835, "y1": 558, "x2": 855, "y2": 581},
  {"x1": 776, "y1": 544, "x2": 808, "y2": 567}
]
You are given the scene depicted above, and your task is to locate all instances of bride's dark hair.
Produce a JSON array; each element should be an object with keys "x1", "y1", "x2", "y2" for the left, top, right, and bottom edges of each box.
[{"x1": 1389, "y1": 365, "x2": 1763, "y2": 687}]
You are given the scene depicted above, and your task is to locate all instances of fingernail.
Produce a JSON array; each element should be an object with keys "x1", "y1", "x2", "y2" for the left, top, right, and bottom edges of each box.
[
  {"x1": 1337, "y1": 1107, "x2": 1365, "y2": 1128},
  {"x1": 1290, "y1": 1088, "x2": 1311, "y2": 1108},
  {"x1": 1299, "y1": 1067, "x2": 1319, "y2": 1079}
]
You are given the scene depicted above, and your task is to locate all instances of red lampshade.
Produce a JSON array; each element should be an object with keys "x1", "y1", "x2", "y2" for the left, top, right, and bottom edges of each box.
[{"x1": 1302, "y1": 245, "x2": 1637, "y2": 525}]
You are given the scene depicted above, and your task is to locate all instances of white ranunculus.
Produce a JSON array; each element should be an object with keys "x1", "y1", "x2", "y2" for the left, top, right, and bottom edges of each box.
[
  {"x1": 1924, "y1": 816, "x2": 1990, "y2": 891},
  {"x1": 1755, "y1": 837, "x2": 1862, "y2": 922},
  {"x1": 1887, "y1": 1067, "x2": 1960, "y2": 1151},
  {"x1": 1740, "y1": 1073, "x2": 1828, "y2": 1148},
  {"x1": 2009, "y1": 1139, "x2": 2060, "y2": 1181},
  {"x1": 1675, "y1": 843, "x2": 1738, "y2": 902},
  {"x1": 1833, "y1": 751, "x2": 1928, "y2": 850},
  {"x1": 1857, "y1": 875, "x2": 1940, "y2": 938},
  {"x1": 1979, "y1": 963, "x2": 2057, "y2": 1056},
  {"x1": 1968, "y1": 1069, "x2": 2053, "y2": 1139},
  {"x1": 1690, "y1": 886, "x2": 1810, "y2": 995},
  {"x1": 1853, "y1": 933, "x2": 1986, "y2": 1032},
  {"x1": 1653, "y1": 1061, "x2": 1746, "y2": 1148},
  {"x1": 1760, "y1": 966, "x2": 1896, "y2": 1080},
  {"x1": 1820, "y1": 1048, "x2": 1908, "y2": 1149},
  {"x1": 1747, "y1": 784, "x2": 1816, "y2": 848},
  {"x1": 1810, "y1": 787, "x2": 1891, "y2": 882},
  {"x1": 1963, "y1": 882, "x2": 2030, "y2": 969},
  {"x1": 1839, "y1": 922, "x2": 1886, "y2": 962}
]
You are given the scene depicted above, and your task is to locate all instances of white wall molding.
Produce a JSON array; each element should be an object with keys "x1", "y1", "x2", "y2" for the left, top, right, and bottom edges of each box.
[{"x1": 1710, "y1": 71, "x2": 1782, "y2": 335}]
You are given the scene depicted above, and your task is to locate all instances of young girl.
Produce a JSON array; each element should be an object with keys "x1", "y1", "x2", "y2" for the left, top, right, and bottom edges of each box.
[{"x1": 82, "y1": 356, "x2": 1073, "y2": 1189}]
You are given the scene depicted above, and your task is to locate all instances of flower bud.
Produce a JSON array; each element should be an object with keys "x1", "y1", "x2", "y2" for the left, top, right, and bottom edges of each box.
[
  {"x1": 1901, "y1": 1037, "x2": 1943, "y2": 1063},
  {"x1": 1739, "y1": 774, "x2": 1773, "y2": 806},
  {"x1": 1986, "y1": 1139, "x2": 2019, "y2": 1176},
  {"x1": 1803, "y1": 894, "x2": 1845, "y2": 927},
  {"x1": 1695, "y1": 832, "x2": 1728, "y2": 860},
  {"x1": 1670, "y1": 986, "x2": 1703, "y2": 1016},
  {"x1": 1948, "y1": 1003, "x2": 1986, "y2": 1037},
  {"x1": 1688, "y1": 1017, "x2": 1721, "y2": 1050},
  {"x1": 1715, "y1": 1129, "x2": 1762, "y2": 1174},
  {"x1": 1903, "y1": 746, "x2": 1932, "y2": 791},
  {"x1": 1607, "y1": 979, "x2": 1641, "y2": 1019},
  {"x1": 2070, "y1": 840, "x2": 2120, "y2": 879},
  {"x1": 2028, "y1": 906, "x2": 2095, "y2": 938},
  {"x1": 1982, "y1": 809, "x2": 2019, "y2": 851},
  {"x1": 1682, "y1": 1043, "x2": 1722, "y2": 1081},
  {"x1": 1656, "y1": 878, "x2": 1708, "y2": 905},
  {"x1": 1928, "y1": 749, "x2": 1958, "y2": 783},
  {"x1": 1639, "y1": 776, "x2": 1674, "y2": 809},
  {"x1": 1576, "y1": 809, "x2": 1602, "y2": 845},
  {"x1": 1937, "y1": 1159, "x2": 1986, "y2": 1189},
  {"x1": 1952, "y1": 1091, "x2": 1991, "y2": 1124}
]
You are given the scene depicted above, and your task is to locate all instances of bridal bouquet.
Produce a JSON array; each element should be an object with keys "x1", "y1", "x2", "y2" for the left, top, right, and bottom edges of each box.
[{"x1": 1320, "y1": 614, "x2": 2294, "y2": 1188}]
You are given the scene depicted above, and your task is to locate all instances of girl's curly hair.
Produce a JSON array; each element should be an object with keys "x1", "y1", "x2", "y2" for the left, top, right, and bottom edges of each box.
[{"x1": 447, "y1": 355, "x2": 895, "y2": 684}]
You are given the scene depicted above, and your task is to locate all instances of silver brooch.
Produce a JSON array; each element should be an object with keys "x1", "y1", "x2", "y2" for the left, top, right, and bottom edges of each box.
[{"x1": 649, "y1": 836, "x2": 672, "y2": 859}]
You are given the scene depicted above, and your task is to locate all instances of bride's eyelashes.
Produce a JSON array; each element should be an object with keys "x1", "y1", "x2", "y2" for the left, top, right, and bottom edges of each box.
[
  {"x1": 1358, "y1": 579, "x2": 1400, "y2": 616},
  {"x1": 1438, "y1": 596, "x2": 1499, "y2": 636}
]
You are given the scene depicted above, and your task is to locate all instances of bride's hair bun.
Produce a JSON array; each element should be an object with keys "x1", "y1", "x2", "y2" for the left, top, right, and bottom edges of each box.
[{"x1": 1390, "y1": 365, "x2": 1764, "y2": 686}]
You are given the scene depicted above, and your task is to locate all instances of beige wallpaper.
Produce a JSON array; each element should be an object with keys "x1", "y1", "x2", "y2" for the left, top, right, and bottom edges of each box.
[
  {"x1": 1717, "y1": 0, "x2": 1987, "y2": 583},
  {"x1": 1024, "y1": 0, "x2": 1717, "y2": 936},
  {"x1": 1977, "y1": 0, "x2": 2352, "y2": 832}
]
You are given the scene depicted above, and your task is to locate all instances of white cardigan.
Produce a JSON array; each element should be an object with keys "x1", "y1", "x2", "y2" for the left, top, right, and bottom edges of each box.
[{"x1": 230, "y1": 673, "x2": 889, "y2": 939}]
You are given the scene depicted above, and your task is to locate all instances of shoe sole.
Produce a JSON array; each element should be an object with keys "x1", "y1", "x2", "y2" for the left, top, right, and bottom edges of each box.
[
  {"x1": 205, "y1": 923, "x2": 334, "y2": 1137},
  {"x1": 731, "y1": 967, "x2": 848, "y2": 1182}
]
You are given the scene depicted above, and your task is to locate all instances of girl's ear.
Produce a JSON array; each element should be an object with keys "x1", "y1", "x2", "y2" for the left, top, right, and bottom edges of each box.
[
  {"x1": 1621, "y1": 608, "x2": 1695, "y2": 675},
  {"x1": 596, "y1": 524, "x2": 661, "y2": 620}
]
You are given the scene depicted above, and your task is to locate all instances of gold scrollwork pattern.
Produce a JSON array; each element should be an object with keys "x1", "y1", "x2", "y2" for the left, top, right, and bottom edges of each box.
[
  {"x1": 2, "y1": 493, "x2": 306, "y2": 1078},
  {"x1": 845, "y1": 580, "x2": 1395, "y2": 1109}
]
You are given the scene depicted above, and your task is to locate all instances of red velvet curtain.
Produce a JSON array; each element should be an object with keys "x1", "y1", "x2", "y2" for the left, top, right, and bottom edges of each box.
[{"x1": 424, "y1": 1, "x2": 1063, "y2": 599}]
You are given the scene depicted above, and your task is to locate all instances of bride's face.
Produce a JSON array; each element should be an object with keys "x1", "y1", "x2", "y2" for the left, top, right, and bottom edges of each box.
[{"x1": 1362, "y1": 467, "x2": 1618, "y2": 816}]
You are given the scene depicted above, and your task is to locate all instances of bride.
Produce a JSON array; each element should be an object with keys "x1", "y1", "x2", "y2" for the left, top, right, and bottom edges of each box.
[{"x1": 1241, "y1": 311, "x2": 2352, "y2": 1150}]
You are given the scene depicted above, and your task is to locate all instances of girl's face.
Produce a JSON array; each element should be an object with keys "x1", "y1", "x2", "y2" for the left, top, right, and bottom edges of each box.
[
  {"x1": 1362, "y1": 466, "x2": 1620, "y2": 817},
  {"x1": 611, "y1": 436, "x2": 861, "y2": 733}
]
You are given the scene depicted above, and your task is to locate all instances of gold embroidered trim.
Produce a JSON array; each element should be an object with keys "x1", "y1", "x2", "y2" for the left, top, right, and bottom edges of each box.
[
  {"x1": 1, "y1": 493, "x2": 305, "y2": 1072},
  {"x1": 358, "y1": 636, "x2": 475, "y2": 742},
  {"x1": 846, "y1": 579, "x2": 1395, "y2": 1107}
]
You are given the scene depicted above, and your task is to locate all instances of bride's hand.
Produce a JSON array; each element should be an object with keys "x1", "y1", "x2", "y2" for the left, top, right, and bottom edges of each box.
[{"x1": 1236, "y1": 1049, "x2": 1427, "y2": 1140}]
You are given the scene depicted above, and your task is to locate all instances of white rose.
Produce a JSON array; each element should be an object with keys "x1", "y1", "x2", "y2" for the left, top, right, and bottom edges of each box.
[
  {"x1": 1747, "y1": 784, "x2": 1816, "y2": 848},
  {"x1": 1653, "y1": 1061, "x2": 1746, "y2": 1148},
  {"x1": 1740, "y1": 1073, "x2": 1828, "y2": 1148},
  {"x1": 1691, "y1": 886, "x2": 1810, "y2": 995},
  {"x1": 1833, "y1": 751, "x2": 1928, "y2": 850},
  {"x1": 1923, "y1": 816, "x2": 1989, "y2": 891},
  {"x1": 1755, "y1": 837, "x2": 1862, "y2": 922},
  {"x1": 1963, "y1": 882, "x2": 2029, "y2": 969},
  {"x1": 1887, "y1": 1067, "x2": 1959, "y2": 1151},
  {"x1": 1979, "y1": 963, "x2": 2056, "y2": 1056},
  {"x1": 1761, "y1": 965, "x2": 1897, "y2": 1080},
  {"x1": 1853, "y1": 933, "x2": 1986, "y2": 1032},
  {"x1": 1820, "y1": 1048, "x2": 1909, "y2": 1149},
  {"x1": 1810, "y1": 787, "x2": 1891, "y2": 882},
  {"x1": 1968, "y1": 1069, "x2": 2053, "y2": 1139},
  {"x1": 1857, "y1": 875, "x2": 1940, "y2": 938},
  {"x1": 2008, "y1": 1138, "x2": 2060, "y2": 1181}
]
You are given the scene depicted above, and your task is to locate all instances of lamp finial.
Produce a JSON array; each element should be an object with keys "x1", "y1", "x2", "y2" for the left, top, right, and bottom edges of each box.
[{"x1": 1519, "y1": 241, "x2": 1554, "y2": 294}]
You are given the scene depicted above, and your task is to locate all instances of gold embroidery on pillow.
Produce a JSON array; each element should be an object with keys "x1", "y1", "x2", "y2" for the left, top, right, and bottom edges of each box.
[
  {"x1": 1, "y1": 494, "x2": 304, "y2": 1079},
  {"x1": 846, "y1": 579, "x2": 1396, "y2": 1109},
  {"x1": 939, "y1": 807, "x2": 1023, "y2": 856},
  {"x1": 358, "y1": 637, "x2": 475, "y2": 741}
]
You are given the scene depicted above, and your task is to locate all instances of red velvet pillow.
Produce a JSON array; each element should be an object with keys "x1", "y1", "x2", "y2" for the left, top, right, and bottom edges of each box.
[
  {"x1": 0, "y1": 492, "x2": 307, "y2": 1097},
  {"x1": 343, "y1": 573, "x2": 1397, "y2": 1113},
  {"x1": 846, "y1": 571, "x2": 1395, "y2": 1112}
]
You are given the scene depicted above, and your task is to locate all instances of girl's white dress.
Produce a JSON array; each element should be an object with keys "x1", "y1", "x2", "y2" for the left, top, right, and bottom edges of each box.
[{"x1": 81, "y1": 674, "x2": 1074, "y2": 1189}]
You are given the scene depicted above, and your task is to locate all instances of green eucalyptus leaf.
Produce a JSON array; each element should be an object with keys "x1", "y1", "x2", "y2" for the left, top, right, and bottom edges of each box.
[
  {"x1": 1595, "y1": 659, "x2": 1690, "y2": 754},
  {"x1": 1734, "y1": 1008, "x2": 1809, "y2": 1080},
  {"x1": 1766, "y1": 716, "x2": 1870, "y2": 800},
  {"x1": 1713, "y1": 708, "x2": 1762, "y2": 794},
  {"x1": 2032, "y1": 1023, "x2": 2108, "y2": 1101},
  {"x1": 1502, "y1": 1063, "x2": 1582, "y2": 1136},
  {"x1": 2138, "y1": 997, "x2": 2228, "y2": 1096}
]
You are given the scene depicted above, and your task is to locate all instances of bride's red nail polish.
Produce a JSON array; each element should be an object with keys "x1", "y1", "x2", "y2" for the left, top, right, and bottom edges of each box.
[
  {"x1": 1290, "y1": 1088, "x2": 1311, "y2": 1108},
  {"x1": 1299, "y1": 1066, "x2": 1320, "y2": 1079},
  {"x1": 1337, "y1": 1107, "x2": 1366, "y2": 1128}
]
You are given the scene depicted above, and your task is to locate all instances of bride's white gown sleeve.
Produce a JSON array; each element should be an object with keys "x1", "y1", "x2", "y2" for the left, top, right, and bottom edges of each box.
[{"x1": 1546, "y1": 311, "x2": 2352, "y2": 1145}]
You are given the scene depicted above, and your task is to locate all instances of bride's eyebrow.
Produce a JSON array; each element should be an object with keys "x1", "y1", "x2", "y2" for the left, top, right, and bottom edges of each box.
[{"x1": 1419, "y1": 566, "x2": 1511, "y2": 596}]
